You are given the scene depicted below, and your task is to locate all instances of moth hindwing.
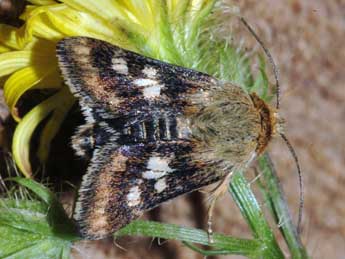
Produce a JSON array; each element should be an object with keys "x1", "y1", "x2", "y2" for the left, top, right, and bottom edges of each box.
[{"x1": 56, "y1": 37, "x2": 278, "y2": 239}]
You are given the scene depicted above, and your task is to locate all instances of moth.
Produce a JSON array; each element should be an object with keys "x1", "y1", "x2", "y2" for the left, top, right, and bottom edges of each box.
[{"x1": 56, "y1": 36, "x2": 283, "y2": 240}]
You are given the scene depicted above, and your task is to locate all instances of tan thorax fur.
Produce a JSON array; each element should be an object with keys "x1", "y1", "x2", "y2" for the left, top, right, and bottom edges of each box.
[{"x1": 188, "y1": 82, "x2": 280, "y2": 168}]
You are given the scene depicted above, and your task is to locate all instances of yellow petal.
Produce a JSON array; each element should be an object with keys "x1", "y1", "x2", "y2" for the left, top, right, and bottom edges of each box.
[
  {"x1": 0, "y1": 45, "x2": 11, "y2": 53},
  {"x1": 62, "y1": 0, "x2": 128, "y2": 22},
  {"x1": 117, "y1": 1, "x2": 154, "y2": 29},
  {"x1": 0, "y1": 39, "x2": 57, "y2": 78},
  {"x1": 27, "y1": 0, "x2": 57, "y2": 5},
  {"x1": 38, "y1": 89, "x2": 75, "y2": 163},
  {"x1": 0, "y1": 24, "x2": 27, "y2": 49},
  {"x1": 4, "y1": 67, "x2": 46, "y2": 120},
  {"x1": 22, "y1": 5, "x2": 66, "y2": 41},
  {"x1": 12, "y1": 87, "x2": 72, "y2": 177},
  {"x1": 0, "y1": 51, "x2": 32, "y2": 77},
  {"x1": 46, "y1": 6, "x2": 116, "y2": 40},
  {"x1": 27, "y1": 13, "x2": 65, "y2": 40},
  {"x1": 0, "y1": 5, "x2": 64, "y2": 49}
]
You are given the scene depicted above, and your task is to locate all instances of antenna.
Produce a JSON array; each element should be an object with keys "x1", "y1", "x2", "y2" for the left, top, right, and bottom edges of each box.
[
  {"x1": 240, "y1": 17, "x2": 303, "y2": 234},
  {"x1": 280, "y1": 133, "x2": 304, "y2": 234},
  {"x1": 240, "y1": 17, "x2": 280, "y2": 110}
]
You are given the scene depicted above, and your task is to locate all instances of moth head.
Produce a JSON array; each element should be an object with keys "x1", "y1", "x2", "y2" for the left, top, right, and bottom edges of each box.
[
  {"x1": 249, "y1": 92, "x2": 282, "y2": 155},
  {"x1": 240, "y1": 17, "x2": 303, "y2": 234}
]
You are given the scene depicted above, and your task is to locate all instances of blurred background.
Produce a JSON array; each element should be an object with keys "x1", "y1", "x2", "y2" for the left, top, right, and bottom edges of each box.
[{"x1": 0, "y1": 0, "x2": 343, "y2": 258}]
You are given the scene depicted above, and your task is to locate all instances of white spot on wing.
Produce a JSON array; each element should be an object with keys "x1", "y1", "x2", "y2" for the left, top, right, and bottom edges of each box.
[
  {"x1": 133, "y1": 78, "x2": 157, "y2": 86},
  {"x1": 154, "y1": 178, "x2": 167, "y2": 193},
  {"x1": 142, "y1": 170, "x2": 165, "y2": 179},
  {"x1": 148, "y1": 157, "x2": 174, "y2": 172},
  {"x1": 142, "y1": 156, "x2": 174, "y2": 179},
  {"x1": 143, "y1": 85, "x2": 162, "y2": 98},
  {"x1": 133, "y1": 78, "x2": 164, "y2": 99},
  {"x1": 127, "y1": 186, "x2": 141, "y2": 207},
  {"x1": 112, "y1": 58, "x2": 128, "y2": 74},
  {"x1": 142, "y1": 67, "x2": 158, "y2": 78}
]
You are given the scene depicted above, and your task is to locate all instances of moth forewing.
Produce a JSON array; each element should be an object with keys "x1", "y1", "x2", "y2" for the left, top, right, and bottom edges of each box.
[{"x1": 56, "y1": 37, "x2": 279, "y2": 239}]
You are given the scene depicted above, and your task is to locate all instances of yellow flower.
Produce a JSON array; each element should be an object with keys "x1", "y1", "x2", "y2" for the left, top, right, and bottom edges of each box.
[{"x1": 0, "y1": 0, "x2": 221, "y2": 177}]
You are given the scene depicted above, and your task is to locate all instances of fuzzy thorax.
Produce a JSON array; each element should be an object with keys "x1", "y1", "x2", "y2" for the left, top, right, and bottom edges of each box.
[
  {"x1": 189, "y1": 84, "x2": 282, "y2": 165},
  {"x1": 190, "y1": 84, "x2": 262, "y2": 165}
]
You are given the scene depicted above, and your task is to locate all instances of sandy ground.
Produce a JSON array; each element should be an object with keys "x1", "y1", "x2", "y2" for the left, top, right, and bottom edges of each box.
[{"x1": 1, "y1": 0, "x2": 344, "y2": 258}]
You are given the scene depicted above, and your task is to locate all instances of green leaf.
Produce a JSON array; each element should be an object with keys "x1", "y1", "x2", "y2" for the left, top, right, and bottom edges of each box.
[
  {"x1": 115, "y1": 220, "x2": 261, "y2": 257},
  {"x1": 9, "y1": 177, "x2": 56, "y2": 205},
  {"x1": 0, "y1": 178, "x2": 79, "y2": 259},
  {"x1": 0, "y1": 237, "x2": 71, "y2": 259},
  {"x1": 182, "y1": 242, "x2": 233, "y2": 256},
  {"x1": 10, "y1": 177, "x2": 79, "y2": 240}
]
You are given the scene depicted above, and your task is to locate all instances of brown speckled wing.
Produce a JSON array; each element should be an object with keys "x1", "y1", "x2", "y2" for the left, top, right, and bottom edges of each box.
[
  {"x1": 74, "y1": 141, "x2": 226, "y2": 239},
  {"x1": 56, "y1": 37, "x2": 227, "y2": 240},
  {"x1": 56, "y1": 37, "x2": 217, "y2": 123}
]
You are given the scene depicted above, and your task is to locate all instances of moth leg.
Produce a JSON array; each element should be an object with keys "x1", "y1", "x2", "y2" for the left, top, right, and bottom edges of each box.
[
  {"x1": 207, "y1": 171, "x2": 233, "y2": 243},
  {"x1": 249, "y1": 168, "x2": 263, "y2": 185},
  {"x1": 113, "y1": 239, "x2": 127, "y2": 252}
]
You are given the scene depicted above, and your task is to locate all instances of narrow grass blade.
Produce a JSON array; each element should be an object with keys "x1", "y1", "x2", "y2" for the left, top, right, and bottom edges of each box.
[
  {"x1": 115, "y1": 220, "x2": 261, "y2": 257},
  {"x1": 258, "y1": 153, "x2": 309, "y2": 259},
  {"x1": 229, "y1": 172, "x2": 284, "y2": 258}
]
